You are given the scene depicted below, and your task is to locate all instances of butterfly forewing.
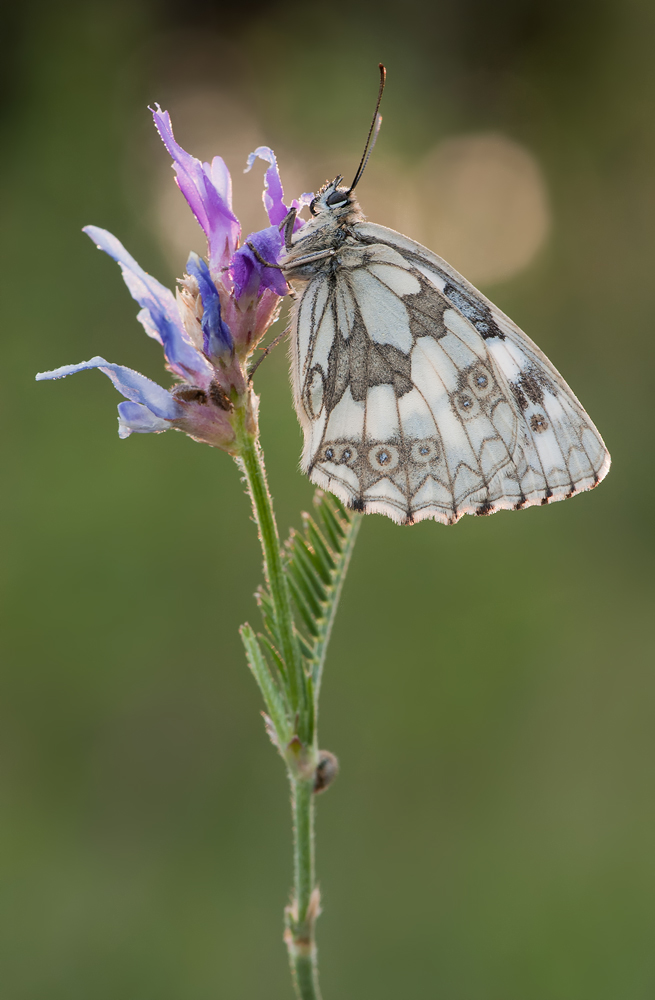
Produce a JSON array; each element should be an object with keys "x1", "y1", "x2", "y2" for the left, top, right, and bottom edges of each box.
[{"x1": 284, "y1": 215, "x2": 610, "y2": 525}]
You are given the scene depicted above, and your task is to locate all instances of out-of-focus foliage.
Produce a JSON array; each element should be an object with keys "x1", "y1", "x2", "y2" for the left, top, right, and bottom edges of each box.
[{"x1": 1, "y1": 1, "x2": 653, "y2": 998}]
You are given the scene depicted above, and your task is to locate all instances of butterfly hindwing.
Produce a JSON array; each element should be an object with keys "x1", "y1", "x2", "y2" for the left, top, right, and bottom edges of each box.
[{"x1": 287, "y1": 220, "x2": 610, "y2": 525}]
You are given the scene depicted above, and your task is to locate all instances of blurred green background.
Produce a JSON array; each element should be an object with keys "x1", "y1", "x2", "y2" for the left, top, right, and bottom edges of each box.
[{"x1": 2, "y1": 1, "x2": 654, "y2": 997}]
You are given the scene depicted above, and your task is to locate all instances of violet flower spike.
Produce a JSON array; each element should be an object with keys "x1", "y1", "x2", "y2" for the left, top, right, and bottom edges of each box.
[
  {"x1": 151, "y1": 107, "x2": 311, "y2": 348},
  {"x1": 37, "y1": 107, "x2": 313, "y2": 447}
]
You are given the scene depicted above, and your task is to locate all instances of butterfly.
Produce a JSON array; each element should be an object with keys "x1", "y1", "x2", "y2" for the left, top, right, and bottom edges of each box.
[{"x1": 278, "y1": 67, "x2": 610, "y2": 525}]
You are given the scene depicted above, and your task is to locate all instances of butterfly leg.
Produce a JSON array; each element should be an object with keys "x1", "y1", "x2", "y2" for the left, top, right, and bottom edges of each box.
[
  {"x1": 247, "y1": 325, "x2": 291, "y2": 380},
  {"x1": 285, "y1": 249, "x2": 337, "y2": 267},
  {"x1": 246, "y1": 241, "x2": 286, "y2": 272},
  {"x1": 279, "y1": 207, "x2": 297, "y2": 250}
]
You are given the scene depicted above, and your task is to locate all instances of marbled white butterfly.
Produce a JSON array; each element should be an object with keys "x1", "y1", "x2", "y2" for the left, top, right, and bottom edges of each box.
[{"x1": 278, "y1": 66, "x2": 610, "y2": 525}]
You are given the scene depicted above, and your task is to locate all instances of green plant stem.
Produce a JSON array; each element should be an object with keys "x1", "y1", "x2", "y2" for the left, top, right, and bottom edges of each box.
[
  {"x1": 287, "y1": 776, "x2": 321, "y2": 1000},
  {"x1": 234, "y1": 406, "x2": 322, "y2": 997},
  {"x1": 234, "y1": 411, "x2": 309, "y2": 739},
  {"x1": 234, "y1": 398, "x2": 365, "y2": 1000}
]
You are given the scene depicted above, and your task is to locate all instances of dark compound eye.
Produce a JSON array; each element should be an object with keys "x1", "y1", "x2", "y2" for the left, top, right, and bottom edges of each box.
[
  {"x1": 309, "y1": 198, "x2": 318, "y2": 216},
  {"x1": 326, "y1": 189, "x2": 348, "y2": 207}
]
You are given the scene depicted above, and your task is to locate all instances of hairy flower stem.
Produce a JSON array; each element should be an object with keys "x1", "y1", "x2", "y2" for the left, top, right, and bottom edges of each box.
[
  {"x1": 286, "y1": 776, "x2": 321, "y2": 1000},
  {"x1": 234, "y1": 397, "x2": 322, "y2": 998},
  {"x1": 235, "y1": 392, "x2": 361, "y2": 1000},
  {"x1": 234, "y1": 403, "x2": 310, "y2": 739}
]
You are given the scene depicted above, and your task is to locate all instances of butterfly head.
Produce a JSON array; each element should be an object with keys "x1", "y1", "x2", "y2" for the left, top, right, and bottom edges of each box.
[{"x1": 309, "y1": 177, "x2": 362, "y2": 222}]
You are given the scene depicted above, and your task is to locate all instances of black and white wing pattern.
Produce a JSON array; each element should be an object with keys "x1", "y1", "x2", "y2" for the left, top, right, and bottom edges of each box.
[{"x1": 287, "y1": 221, "x2": 610, "y2": 526}]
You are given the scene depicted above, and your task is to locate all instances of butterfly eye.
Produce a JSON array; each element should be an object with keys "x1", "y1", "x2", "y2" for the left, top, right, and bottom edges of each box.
[
  {"x1": 309, "y1": 198, "x2": 318, "y2": 216},
  {"x1": 326, "y1": 190, "x2": 348, "y2": 208}
]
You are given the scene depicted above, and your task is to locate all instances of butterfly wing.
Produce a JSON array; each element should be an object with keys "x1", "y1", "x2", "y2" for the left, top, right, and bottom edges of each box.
[{"x1": 288, "y1": 222, "x2": 610, "y2": 525}]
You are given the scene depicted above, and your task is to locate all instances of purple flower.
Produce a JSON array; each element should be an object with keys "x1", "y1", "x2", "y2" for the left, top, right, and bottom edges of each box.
[
  {"x1": 36, "y1": 357, "x2": 182, "y2": 436},
  {"x1": 244, "y1": 146, "x2": 312, "y2": 228},
  {"x1": 185, "y1": 252, "x2": 234, "y2": 361},
  {"x1": 36, "y1": 228, "x2": 236, "y2": 447},
  {"x1": 149, "y1": 109, "x2": 312, "y2": 341},
  {"x1": 231, "y1": 147, "x2": 313, "y2": 302},
  {"x1": 232, "y1": 226, "x2": 289, "y2": 299},
  {"x1": 152, "y1": 105, "x2": 240, "y2": 274},
  {"x1": 150, "y1": 112, "x2": 311, "y2": 300},
  {"x1": 37, "y1": 107, "x2": 313, "y2": 448},
  {"x1": 83, "y1": 226, "x2": 213, "y2": 387}
]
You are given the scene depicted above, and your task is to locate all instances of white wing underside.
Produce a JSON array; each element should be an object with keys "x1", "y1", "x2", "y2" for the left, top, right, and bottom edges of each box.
[{"x1": 288, "y1": 221, "x2": 610, "y2": 525}]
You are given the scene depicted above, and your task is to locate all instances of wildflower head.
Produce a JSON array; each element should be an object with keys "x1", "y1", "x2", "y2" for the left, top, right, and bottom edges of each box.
[{"x1": 37, "y1": 107, "x2": 313, "y2": 451}]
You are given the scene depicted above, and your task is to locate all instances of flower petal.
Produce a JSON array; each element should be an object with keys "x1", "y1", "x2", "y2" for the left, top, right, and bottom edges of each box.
[
  {"x1": 245, "y1": 146, "x2": 287, "y2": 227},
  {"x1": 36, "y1": 357, "x2": 183, "y2": 420},
  {"x1": 83, "y1": 226, "x2": 213, "y2": 387},
  {"x1": 209, "y1": 156, "x2": 232, "y2": 207},
  {"x1": 231, "y1": 226, "x2": 288, "y2": 300},
  {"x1": 151, "y1": 105, "x2": 240, "y2": 271},
  {"x1": 245, "y1": 147, "x2": 313, "y2": 233},
  {"x1": 117, "y1": 401, "x2": 171, "y2": 438},
  {"x1": 185, "y1": 253, "x2": 234, "y2": 360}
]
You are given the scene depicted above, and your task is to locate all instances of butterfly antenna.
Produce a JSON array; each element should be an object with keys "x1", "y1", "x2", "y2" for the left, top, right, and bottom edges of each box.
[{"x1": 348, "y1": 63, "x2": 386, "y2": 194}]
